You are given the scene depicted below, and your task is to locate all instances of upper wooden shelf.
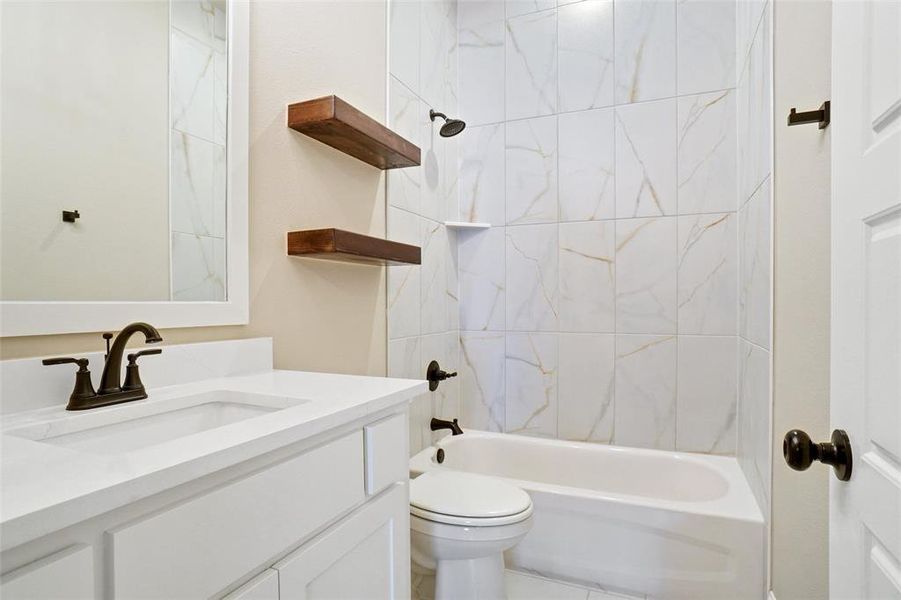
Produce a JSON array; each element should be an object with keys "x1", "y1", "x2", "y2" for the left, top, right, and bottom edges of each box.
[
  {"x1": 287, "y1": 228, "x2": 421, "y2": 266},
  {"x1": 287, "y1": 95, "x2": 421, "y2": 170}
]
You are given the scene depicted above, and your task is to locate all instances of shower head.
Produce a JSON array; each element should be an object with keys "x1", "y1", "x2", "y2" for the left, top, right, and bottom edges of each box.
[{"x1": 429, "y1": 109, "x2": 466, "y2": 137}]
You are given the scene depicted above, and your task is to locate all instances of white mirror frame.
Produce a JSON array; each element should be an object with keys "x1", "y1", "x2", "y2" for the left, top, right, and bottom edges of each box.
[{"x1": 0, "y1": 2, "x2": 250, "y2": 337}]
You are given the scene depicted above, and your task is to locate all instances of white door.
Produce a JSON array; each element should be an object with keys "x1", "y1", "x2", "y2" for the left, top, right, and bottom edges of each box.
[{"x1": 831, "y1": 0, "x2": 901, "y2": 598}]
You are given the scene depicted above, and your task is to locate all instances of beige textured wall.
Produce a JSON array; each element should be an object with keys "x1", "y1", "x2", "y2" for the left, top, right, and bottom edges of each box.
[
  {"x1": 1, "y1": 0, "x2": 389, "y2": 377},
  {"x1": 771, "y1": 1, "x2": 831, "y2": 598}
]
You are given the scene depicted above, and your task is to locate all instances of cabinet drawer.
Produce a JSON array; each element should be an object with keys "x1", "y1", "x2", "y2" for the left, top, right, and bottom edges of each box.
[
  {"x1": 110, "y1": 432, "x2": 364, "y2": 599},
  {"x1": 0, "y1": 545, "x2": 94, "y2": 600},
  {"x1": 364, "y1": 413, "x2": 408, "y2": 495}
]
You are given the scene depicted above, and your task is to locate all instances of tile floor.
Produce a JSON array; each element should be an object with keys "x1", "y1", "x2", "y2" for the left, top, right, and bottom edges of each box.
[{"x1": 412, "y1": 566, "x2": 647, "y2": 600}]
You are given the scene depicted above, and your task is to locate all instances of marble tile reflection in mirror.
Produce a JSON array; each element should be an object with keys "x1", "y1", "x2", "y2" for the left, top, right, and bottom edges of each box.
[{"x1": 0, "y1": 0, "x2": 228, "y2": 302}]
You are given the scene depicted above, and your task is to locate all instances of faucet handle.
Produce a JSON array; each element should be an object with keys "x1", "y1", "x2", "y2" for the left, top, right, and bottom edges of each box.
[
  {"x1": 42, "y1": 356, "x2": 89, "y2": 368},
  {"x1": 41, "y1": 357, "x2": 96, "y2": 406},
  {"x1": 123, "y1": 349, "x2": 161, "y2": 392},
  {"x1": 126, "y1": 348, "x2": 162, "y2": 363}
]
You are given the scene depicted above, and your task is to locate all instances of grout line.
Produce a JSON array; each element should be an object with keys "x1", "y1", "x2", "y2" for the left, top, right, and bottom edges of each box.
[{"x1": 465, "y1": 85, "x2": 739, "y2": 130}]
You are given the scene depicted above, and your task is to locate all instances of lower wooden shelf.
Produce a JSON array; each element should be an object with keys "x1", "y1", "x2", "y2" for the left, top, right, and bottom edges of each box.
[{"x1": 287, "y1": 229, "x2": 421, "y2": 266}]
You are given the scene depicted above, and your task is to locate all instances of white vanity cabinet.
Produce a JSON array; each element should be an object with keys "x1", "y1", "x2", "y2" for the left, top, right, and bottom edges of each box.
[{"x1": 0, "y1": 412, "x2": 411, "y2": 600}]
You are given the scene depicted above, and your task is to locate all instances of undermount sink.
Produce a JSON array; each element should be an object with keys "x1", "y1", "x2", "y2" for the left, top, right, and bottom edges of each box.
[{"x1": 6, "y1": 390, "x2": 307, "y2": 454}]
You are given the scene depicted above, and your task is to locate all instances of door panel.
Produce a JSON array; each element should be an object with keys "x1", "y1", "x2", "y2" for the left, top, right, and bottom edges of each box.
[
  {"x1": 831, "y1": 0, "x2": 901, "y2": 598},
  {"x1": 276, "y1": 484, "x2": 410, "y2": 600}
]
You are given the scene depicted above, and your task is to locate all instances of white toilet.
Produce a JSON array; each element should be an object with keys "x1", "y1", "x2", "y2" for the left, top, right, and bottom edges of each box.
[{"x1": 409, "y1": 470, "x2": 534, "y2": 600}]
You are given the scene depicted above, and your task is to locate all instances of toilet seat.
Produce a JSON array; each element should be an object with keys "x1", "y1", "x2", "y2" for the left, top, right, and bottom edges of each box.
[{"x1": 410, "y1": 471, "x2": 533, "y2": 527}]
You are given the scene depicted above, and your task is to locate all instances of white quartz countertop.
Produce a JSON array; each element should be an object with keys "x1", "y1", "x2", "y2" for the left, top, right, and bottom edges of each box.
[{"x1": 0, "y1": 369, "x2": 426, "y2": 550}]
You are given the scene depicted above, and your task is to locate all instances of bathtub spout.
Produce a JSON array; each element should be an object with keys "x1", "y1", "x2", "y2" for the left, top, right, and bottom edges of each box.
[{"x1": 431, "y1": 417, "x2": 463, "y2": 436}]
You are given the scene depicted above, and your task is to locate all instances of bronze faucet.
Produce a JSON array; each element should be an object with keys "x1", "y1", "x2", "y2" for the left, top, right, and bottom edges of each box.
[{"x1": 42, "y1": 322, "x2": 163, "y2": 410}]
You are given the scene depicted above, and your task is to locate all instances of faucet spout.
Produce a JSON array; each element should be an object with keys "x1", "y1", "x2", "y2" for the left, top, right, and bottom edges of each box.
[{"x1": 97, "y1": 322, "x2": 162, "y2": 394}]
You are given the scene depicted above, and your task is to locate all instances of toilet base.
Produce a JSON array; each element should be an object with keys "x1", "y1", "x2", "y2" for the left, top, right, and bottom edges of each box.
[{"x1": 435, "y1": 554, "x2": 506, "y2": 600}]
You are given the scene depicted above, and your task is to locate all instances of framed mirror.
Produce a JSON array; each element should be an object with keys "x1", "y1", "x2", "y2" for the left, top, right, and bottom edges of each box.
[{"x1": 0, "y1": 0, "x2": 249, "y2": 336}]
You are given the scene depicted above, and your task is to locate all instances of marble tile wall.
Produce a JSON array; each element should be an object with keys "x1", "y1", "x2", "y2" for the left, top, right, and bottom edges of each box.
[
  {"x1": 736, "y1": 0, "x2": 773, "y2": 516},
  {"x1": 387, "y1": 0, "x2": 461, "y2": 455},
  {"x1": 169, "y1": 0, "x2": 228, "y2": 301},
  {"x1": 454, "y1": 0, "x2": 745, "y2": 457},
  {"x1": 388, "y1": 0, "x2": 771, "y2": 482}
]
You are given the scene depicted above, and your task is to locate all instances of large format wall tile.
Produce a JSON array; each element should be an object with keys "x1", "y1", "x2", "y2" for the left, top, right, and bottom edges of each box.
[
  {"x1": 172, "y1": 233, "x2": 225, "y2": 301},
  {"x1": 172, "y1": 0, "x2": 226, "y2": 52},
  {"x1": 737, "y1": 6, "x2": 771, "y2": 202},
  {"x1": 213, "y1": 50, "x2": 226, "y2": 145},
  {"x1": 388, "y1": 336, "x2": 422, "y2": 380},
  {"x1": 171, "y1": 132, "x2": 225, "y2": 238},
  {"x1": 459, "y1": 18, "x2": 505, "y2": 126},
  {"x1": 505, "y1": 10, "x2": 557, "y2": 120},
  {"x1": 678, "y1": 90, "x2": 737, "y2": 215},
  {"x1": 506, "y1": 332, "x2": 558, "y2": 437},
  {"x1": 388, "y1": 77, "x2": 423, "y2": 215},
  {"x1": 459, "y1": 0, "x2": 505, "y2": 29},
  {"x1": 421, "y1": 124, "x2": 448, "y2": 223},
  {"x1": 388, "y1": 208, "x2": 422, "y2": 340},
  {"x1": 558, "y1": 333, "x2": 615, "y2": 443},
  {"x1": 736, "y1": 0, "x2": 767, "y2": 77},
  {"x1": 615, "y1": 217, "x2": 677, "y2": 334},
  {"x1": 740, "y1": 177, "x2": 771, "y2": 349},
  {"x1": 421, "y1": 220, "x2": 449, "y2": 335},
  {"x1": 506, "y1": 224, "x2": 559, "y2": 331},
  {"x1": 460, "y1": 331, "x2": 506, "y2": 431},
  {"x1": 558, "y1": 1, "x2": 614, "y2": 113},
  {"x1": 460, "y1": 124, "x2": 506, "y2": 225},
  {"x1": 559, "y1": 109, "x2": 615, "y2": 221},
  {"x1": 421, "y1": 0, "x2": 457, "y2": 111},
  {"x1": 738, "y1": 338, "x2": 770, "y2": 512},
  {"x1": 614, "y1": 0, "x2": 676, "y2": 104},
  {"x1": 506, "y1": 116, "x2": 558, "y2": 224},
  {"x1": 559, "y1": 221, "x2": 616, "y2": 333},
  {"x1": 677, "y1": 335, "x2": 737, "y2": 454},
  {"x1": 460, "y1": 228, "x2": 506, "y2": 331},
  {"x1": 615, "y1": 99, "x2": 677, "y2": 218},
  {"x1": 389, "y1": 0, "x2": 420, "y2": 94},
  {"x1": 614, "y1": 334, "x2": 677, "y2": 449},
  {"x1": 443, "y1": 135, "x2": 460, "y2": 222},
  {"x1": 171, "y1": 29, "x2": 216, "y2": 142},
  {"x1": 446, "y1": 228, "x2": 460, "y2": 329},
  {"x1": 678, "y1": 212, "x2": 738, "y2": 335},
  {"x1": 505, "y1": 0, "x2": 555, "y2": 20},
  {"x1": 676, "y1": 0, "x2": 736, "y2": 95}
]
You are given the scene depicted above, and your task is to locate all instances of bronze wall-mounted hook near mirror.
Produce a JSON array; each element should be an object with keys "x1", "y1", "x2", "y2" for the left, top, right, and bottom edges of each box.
[
  {"x1": 787, "y1": 100, "x2": 830, "y2": 129},
  {"x1": 62, "y1": 210, "x2": 80, "y2": 223}
]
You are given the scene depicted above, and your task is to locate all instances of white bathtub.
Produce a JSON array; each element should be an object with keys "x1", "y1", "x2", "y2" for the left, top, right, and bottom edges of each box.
[{"x1": 410, "y1": 431, "x2": 765, "y2": 600}]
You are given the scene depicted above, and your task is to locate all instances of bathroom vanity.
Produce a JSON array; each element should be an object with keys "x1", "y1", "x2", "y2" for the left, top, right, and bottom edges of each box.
[{"x1": 0, "y1": 338, "x2": 426, "y2": 599}]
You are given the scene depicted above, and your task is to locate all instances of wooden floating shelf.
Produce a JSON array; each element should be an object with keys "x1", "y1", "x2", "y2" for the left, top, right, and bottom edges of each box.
[
  {"x1": 287, "y1": 95, "x2": 421, "y2": 170},
  {"x1": 287, "y1": 228, "x2": 421, "y2": 266}
]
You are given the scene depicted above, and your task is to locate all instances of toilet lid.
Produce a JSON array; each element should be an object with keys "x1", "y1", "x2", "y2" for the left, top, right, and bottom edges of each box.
[{"x1": 410, "y1": 471, "x2": 532, "y2": 524}]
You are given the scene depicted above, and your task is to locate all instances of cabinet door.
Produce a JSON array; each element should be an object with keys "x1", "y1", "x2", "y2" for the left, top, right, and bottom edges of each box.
[
  {"x1": 222, "y1": 569, "x2": 279, "y2": 600},
  {"x1": 276, "y1": 484, "x2": 410, "y2": 600},
  {"x1": 0, "y1": 545, "x2": 94, "y2": 599}
]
